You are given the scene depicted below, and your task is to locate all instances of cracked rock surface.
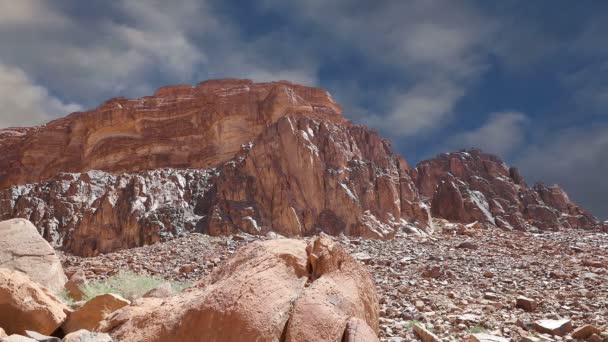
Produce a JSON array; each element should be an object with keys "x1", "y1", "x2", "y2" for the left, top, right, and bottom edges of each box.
[{"x1": 97, "y1": 236, "x2": 378, "y2": 342}]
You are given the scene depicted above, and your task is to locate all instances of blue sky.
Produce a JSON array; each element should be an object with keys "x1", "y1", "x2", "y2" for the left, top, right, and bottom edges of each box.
[{"x1": 0, "y1": 0, "x2": 607, "y2": 218}]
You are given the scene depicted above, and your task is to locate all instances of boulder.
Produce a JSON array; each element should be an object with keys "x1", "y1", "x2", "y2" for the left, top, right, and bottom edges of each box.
[
  {"x1": 101, "y1": 237, "x2": 379, "y2": 342},
  {"x1": 63, "y1": 294, "x2": 130, "y2": 333},
  {"x1": 532, "y1": 319, "x2": 573, "y2": 336},
  {"x1": 0, "y1": 269, "x2": 67, "y2": 335},
  {"x1": 284, "y1": 238, "x2": 378, "y2": 341},
  {"x1": 0, "y1": 219, "x2": 67, "y2": 291},
  {"x1": 64, "y1": 271, "x2": 87, "y2": 301},
  {"x1": 61, "y1": 330, "x2": 113, "y2": 342}
]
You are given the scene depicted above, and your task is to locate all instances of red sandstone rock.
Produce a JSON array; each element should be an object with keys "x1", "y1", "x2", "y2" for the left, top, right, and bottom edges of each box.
[
  {"x1": 0, "y1": 81, "x2": 601, "y2": 258},
  {"x1": 0, "y1": 219, "x2": 67, "y2": 291},
  {"x1": 99, "y1": 237, "x2": 379, "y2": 342},
  {"x1": 413, "y1": 149, "x2": 600, "y2": 231},
  {"x1": 0, "y1": 79, "x2": 341, "y2": 190},
  {"x1": 0, "y1": 79, "x2": 431, "y2": 256},
  {"x1": 0, "y1": 269, "x2": 67, "y2": 335}
]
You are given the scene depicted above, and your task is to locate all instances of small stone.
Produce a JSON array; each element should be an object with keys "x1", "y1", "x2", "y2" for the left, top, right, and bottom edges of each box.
[
  {"x1": 24, "y1": 331, "x2": 60, "y2": 342},
  {"x1": 413, "y1": 323, "x2": 441, "y2": 342},
  {"x1": 422, "y1": 265, "x2": 442, "y2": 279},
  {"x1": 586, "y1": 334, "x2": 602, "y2": 342},
  {"x1": 457, "y1": 241, "x2": 479, "y2": 250},
  {"x1": 469, "y1": 333, "x2": 509, "y2": 342},
  {"x1": 179, "y1": 264, "x2": 196, "y2": 273},
  {"x1": 142, "y1": 283, "x2": 174, "y2": 299},
  {"x1": 483, "y1": 271, "x2": 495, "y2": 278},
  {"x1": 571, "y1": 324, "x2": 601, "y2": 339},
  {"x1": 532, "y1": 319, "x2": 573, "y2": 337},
  {"x1": 415, "y1": 300, "x2": 425, "y2": 311},
  {"x1": 62, "y1": 329, "x2": 113, "y2": 342},
  {"x1": 516, "y1": 296, "x2": 537, "y2": 312},
  {"x1": 484, "y1": 292, "x2": 499, "y2": 301}
]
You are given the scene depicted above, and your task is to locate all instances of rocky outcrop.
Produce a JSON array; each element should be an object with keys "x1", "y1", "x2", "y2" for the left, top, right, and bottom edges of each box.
[
  {"x1": 0, "y1": 169, "x2": 215, "y2": 256},
  {"x1": 0, "y1": 80, "x2": 431, "y2": 256},
  {"x1": 100, "y1": 237, "x2": 379, "y2": 342},
  {"x1": 210, "y1": 114, "x2": 431, "y2": 240},
  {"x1": 0, "y1": 269, "x2": 67, "y2": 336},
  {"x1": 413, "y1": 149, "x2": 600, "y2": 231},
  {"x1": 0, "y1": 219, "x2": 67, "y2": 291},
  {"x1": 0, "y1": 79, "x2": 341, "y2": 190},
  {"x1": 0, "y1": 80, "x2": 601, "y2": 256}
]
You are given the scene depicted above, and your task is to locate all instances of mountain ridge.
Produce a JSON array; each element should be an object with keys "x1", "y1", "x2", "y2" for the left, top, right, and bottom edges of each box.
[{"x1": 0, "y1": 79, "x2": 604, "y2": 256}]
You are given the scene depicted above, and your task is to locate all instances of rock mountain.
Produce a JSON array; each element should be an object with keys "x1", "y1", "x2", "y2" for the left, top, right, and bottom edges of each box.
[{"x1": 0, "y1": 79, "x2": 602, "y2": 256}]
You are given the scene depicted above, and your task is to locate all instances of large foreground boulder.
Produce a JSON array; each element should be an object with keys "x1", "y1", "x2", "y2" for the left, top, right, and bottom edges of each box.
[
  {"x1": 0, "y1": 269, "x2": 67, "y2": 335},
  {"x1": 101, "y1": 237, "x2": 379, "y2": 341},
  {"x1": 63, "y1": 293, "x2": 130, "y2": 333},
  {"x1": 0, "y1": 219, "x2": 67, "y2": 291}
]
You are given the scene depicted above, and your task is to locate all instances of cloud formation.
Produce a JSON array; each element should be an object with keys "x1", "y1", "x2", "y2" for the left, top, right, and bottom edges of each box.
[
  {"x1": 444, "y1": 111, "x2": 528, "y2": 157},
  {"x1": 0, "y1": 63, "x2": 81, "y2": 128}
]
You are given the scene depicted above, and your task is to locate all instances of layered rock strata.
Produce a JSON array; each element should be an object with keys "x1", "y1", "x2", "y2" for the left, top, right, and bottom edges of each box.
[{"x1": 0, "y1": 80, "x2": 431, "y2": 256}]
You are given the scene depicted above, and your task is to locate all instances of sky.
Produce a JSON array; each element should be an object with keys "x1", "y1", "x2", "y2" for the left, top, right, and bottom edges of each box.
[{"x1": 0, "y1": 0, "x2": 607, "y2": 219}]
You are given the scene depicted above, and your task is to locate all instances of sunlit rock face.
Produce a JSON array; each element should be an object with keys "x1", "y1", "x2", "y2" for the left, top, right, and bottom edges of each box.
[
  {"x1": 0, "y1": 79, "x2": 431, "y2": 256},
  {"x1": 412, "y1": 149, "x2": 599, "y2": 231},
  {"x1": 0, "y1": 79, "x2": 342, "y2": 189}
]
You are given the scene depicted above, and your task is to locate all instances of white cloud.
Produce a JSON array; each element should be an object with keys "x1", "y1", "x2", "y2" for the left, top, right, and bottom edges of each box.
[
  {"x1": 0, "y1": 0, "x2": 321, "y2": 128},
  {"x1": 366, "y1": 79, "x2": 465, "y2": 137},
  {"x1": 259, "y1": 0, "x2": 496, "y2": 137},
  {"x1": 0, "y1": 0, "x2": 67, "y2": 28},
  {"x1": 444, "y1": 111, "x2": 528, "y2": 156},
  {"x1": 0, "y1": 63, "x2": 81, "y2": 128}
]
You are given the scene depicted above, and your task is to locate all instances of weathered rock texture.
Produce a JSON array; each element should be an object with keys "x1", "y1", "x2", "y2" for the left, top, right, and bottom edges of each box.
[
  {"x1": 100, "y1": 237, "x2": 379, "y2": 342},
  {"x1": 0, "y1": 80, "x2": 602, "y2": 256},
  {"x1": 0, "y1": 169, "x2": 214, "y2": 256},
  {"x1": 0, "y1": 218, "x2": 67, "y2": 291},
  {"x1": 0, "y1": 79, "x2": 430, "y2": 256},
  {"x1": 0, "y1": 79, "x2": 341, "y2": 189},
  {"x1": 63, "y1": 293, "x2": 130, "y2": 333},
  {"x1": 412, "y1": 149, "x2": 600, "y2": 231},
  {"x1": 0, "y1": 269, "x2": 67, "y2": 335}
]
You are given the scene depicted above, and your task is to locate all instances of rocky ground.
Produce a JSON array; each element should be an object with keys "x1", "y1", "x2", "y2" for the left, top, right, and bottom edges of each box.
[{"x1": 61, "y1": 223, "x2": 608, "y2": 341}]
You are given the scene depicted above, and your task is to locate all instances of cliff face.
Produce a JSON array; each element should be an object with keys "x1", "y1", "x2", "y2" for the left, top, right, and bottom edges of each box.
[
  {"x1": 412, "y1": 149, "x2": 599, "y2": 231},
  {"x1": 0, "y1": 80, "x2": 602, "y2": 256},
  {"x1": 0, "y1": 79, "x2": 342, "y2": 189},
  {"x1": 0, "y1": 80, "x2": 431, "y2": 256}
]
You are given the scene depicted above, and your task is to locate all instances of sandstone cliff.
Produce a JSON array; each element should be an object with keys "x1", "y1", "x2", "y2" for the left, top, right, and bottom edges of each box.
[
  {"x1": 0, "y1": 79, "x2": 342, "y2": 189},
  {"x1": 0, "y1": 80, "x2": 431, "y2": 256},
  {"x1": 0, "y1": 80, "x2": 602, "y2": 256},
  {"x1": 412, "y1": 149, "x2": 599, "y2": 231}
]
